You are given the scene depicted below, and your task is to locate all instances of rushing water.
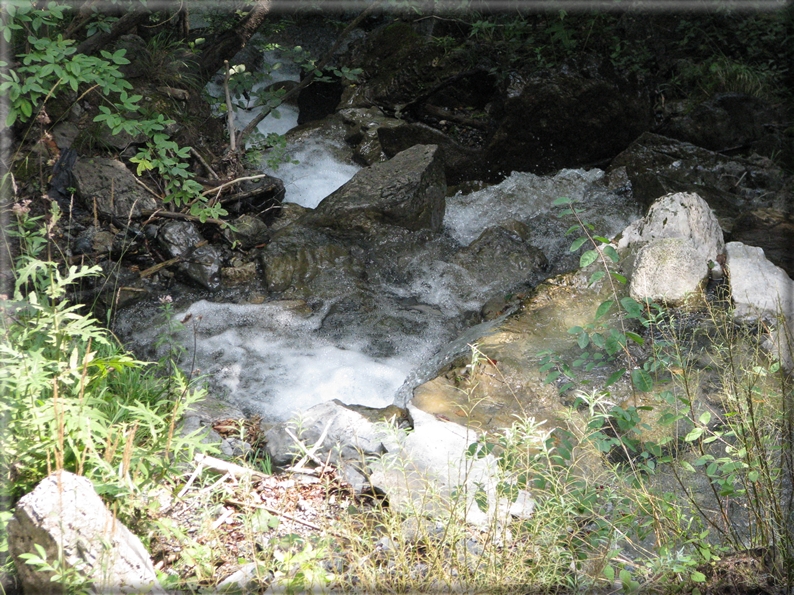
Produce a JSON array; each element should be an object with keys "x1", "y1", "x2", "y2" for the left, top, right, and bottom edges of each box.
[{"x1": 116, "y1": 49, "x2": 641, "y2": 423}]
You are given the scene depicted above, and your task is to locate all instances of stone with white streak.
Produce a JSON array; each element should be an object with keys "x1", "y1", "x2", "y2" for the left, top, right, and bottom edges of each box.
[{"x1": 8, "y1": 471, "x2": 164, "y2": 595}]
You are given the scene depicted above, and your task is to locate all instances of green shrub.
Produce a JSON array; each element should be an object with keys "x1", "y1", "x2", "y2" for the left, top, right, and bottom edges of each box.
[{"x1": 0, "y1": 205, "x2": 214, "y2": 550}]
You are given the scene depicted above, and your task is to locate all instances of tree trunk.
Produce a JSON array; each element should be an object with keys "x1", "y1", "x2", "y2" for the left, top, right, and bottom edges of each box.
[
  {"x1": 74, "y1": 4, "x2": 151, "y2": 56},
  {"x1": 196, "y1": 0, "x2": 272, "y2": 86}
]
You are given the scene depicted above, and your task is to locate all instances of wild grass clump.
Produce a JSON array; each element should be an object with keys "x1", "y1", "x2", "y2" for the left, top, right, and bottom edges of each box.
[{"x1": 0, "y1": 203, "x2": 214, "y2": 583}]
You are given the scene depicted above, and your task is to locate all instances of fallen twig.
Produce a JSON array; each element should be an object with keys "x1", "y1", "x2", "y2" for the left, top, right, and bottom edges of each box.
[
  {"x1": 226, "y1": 499, "x2": 324, "y2": 532},
  {"x1": 190, "y1": 147, "x2": 220, "y2": 180},
  {"x1": 141, "y1": 209, "x2": 227, "y2": 227},
  {"x1": 194, "y1": 453, "x2": 269, "y2": 480},
  {"x1": 199, "y1": 174, "x2": 272, "y2": 196},
  {"x1": 138, "y1": 240, "x2": 207, "y2": 279}
]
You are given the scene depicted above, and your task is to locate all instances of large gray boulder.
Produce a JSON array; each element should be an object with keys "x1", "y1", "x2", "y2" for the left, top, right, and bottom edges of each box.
[
  {"x1": 607, "y1": 132, "x2": 788, "y2": 232},
  {"x1": 8, "y1": 471, "x2": 164, "y2": 595},
  {"x1": 306, "y1": 144, "x2": 446, "y2": 233},
  {"x1": 727, "y1": 242, "x2": 794, "y2": 321},
  {"x1": 73, "y1": 158, "x2": 157, "y2": 221}
]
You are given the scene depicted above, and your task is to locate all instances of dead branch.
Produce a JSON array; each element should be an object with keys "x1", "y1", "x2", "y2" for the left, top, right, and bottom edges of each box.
[
  {"x1": 226, "y1": 499, "x2": 324, "y2": 532},
  {"x1": 224, "y1": 61, "x2": 237, "y2": 153},
  {"x1": 190, "y1": 147, "x2": 220, "y2": 181}
]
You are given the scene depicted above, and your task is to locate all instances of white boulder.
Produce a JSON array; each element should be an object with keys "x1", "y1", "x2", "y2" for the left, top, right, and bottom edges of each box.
[
  {"x1": 726, "y1": 241, "x2": 794, "y2": 369},
  {"x1": 8, "y1": 471, "x2": 164, "y2": 595},
  {"x1": 618, "y1": 191, "x2": 724, "y2": 262}
]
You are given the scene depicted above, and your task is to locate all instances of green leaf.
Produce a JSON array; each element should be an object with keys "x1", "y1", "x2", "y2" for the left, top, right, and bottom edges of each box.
[
  {"x1": 594, "y1": 300, "x2": 613, "y2": 320},
  {"x1": 588, "y1": 271, "x2": 605, "y2": 286},
  {"x1": 611, "y1": 272, "x2": 627, "y2": 284},
  {"x1": 593, "y1": 235, "x2": 609, "y2": 244},
  {"x1": 569, "y1": 237, "x2": 587, "y2": 252},
  {"x1": 698, "y1": 411, "x2": 711, "y2": 425},
  {"x1": 605, "y1": 368, "x2": 625, "y2": 387},
  {"x1": 625, "y1": 331, "x2": 644, "y2": 345},
  {"x1": 553, "y1": 196, "x2": 572, "y2": 206},
  {"x1": 602, "y1": 245, "x2": 619, "y2": 263},
  {"x1": 681, "y1": 461, "x2": 696, "y2": 472},
  {"x1": 690, "y1": 571, "x2": 706, "y2": 583},
  {"x1": 603, "y1": 565, "x2": 615, "y2": 581},
  {"x1": 684, "y1": 427, "x2": 704, "y2": 442},
  {"x1": 631, "y1": 368, "x2": 653, "y2": 392},
  {"x1": 577, "y1": 332, "x2": 589, "y2": 349},
  {"x1": 579, "y1": 250, "x2": 598, "y2": 268},
  {"x1": 620, "y1": 297, "x2": 644, "y2": 318},
  {"x1": 748, "y1": 470, "x2": 759, "y2": 482}
]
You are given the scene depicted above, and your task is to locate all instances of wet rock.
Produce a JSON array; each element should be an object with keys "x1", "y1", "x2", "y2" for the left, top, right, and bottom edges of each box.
[
  {"x1": 451, "y1": 226, "x2": 548, "y2": 296},
  {"x1": 630, "y1": 238, "x2": 708, "y2": 305},
  {"x1": 73, "y1": 157, "x2": 157, "y2": 221},
  {"x1": 264, "y1": 399, "x2": 390, "y2": 469},
  {"x1": 259, "y1": 224, "x2": 361, "y2": 295},
  {"x1": 618, "y1": 192, "x2": 725, "y2": 263},
  {"x1": 307, "y1": 144, "x2": 446, "y2": 233},
  {"x1": 607, "y1": 132, "x2": 788, "y2": 230},
  {"x1": 657, "y1": 92, "x2": 785, "y2": 154},
  {"x1": 223, "y1": 214, "x2": 270, "y2": 249},
  {"x1": 221, "y1": 261, "x2": 258, "y2": 286},
  {"x1": 339, "y1": 106, "x2": 402, "y2": 165},
  {"x1": 483, "y1": 62, "x2": 653, "y2": 179},
  {"x1": 378, "y1": 121, "x2": 482, "y2": 184},
  {"x1": 8, "y1": 471, "x2": 164, "y2": 594},
  {"x1": 298, "y1": 75, "x2": 343, "y2": 125},
  {"x1": 223, "y1": 176, "x2": 284, "y2": 223},
  {"x1": 155, "y1": 221, "x2": 221, "y2": 290},
  {"x1": 268, "y1": 202, "x2": 311, "y2": 233}
]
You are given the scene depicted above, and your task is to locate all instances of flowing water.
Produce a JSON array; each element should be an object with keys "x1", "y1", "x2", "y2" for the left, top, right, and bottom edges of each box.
[{"x1": 116, "y1": 51, "x2": 641, "y2": 423}]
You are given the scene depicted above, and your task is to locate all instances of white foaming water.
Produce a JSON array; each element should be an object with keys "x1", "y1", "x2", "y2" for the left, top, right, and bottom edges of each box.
[
  {"x1": 173, "y1": 300, "x2": 411, "y2": 420},
  {"x1": 266, "y1": 139, "x2": 361, "y2": 208},
  {"x1": 205, "y1": 51, "x2": 301, "y2": 145},
  {"x1": 444, "y1": 169, "x2": 606, "y2": 246}
]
